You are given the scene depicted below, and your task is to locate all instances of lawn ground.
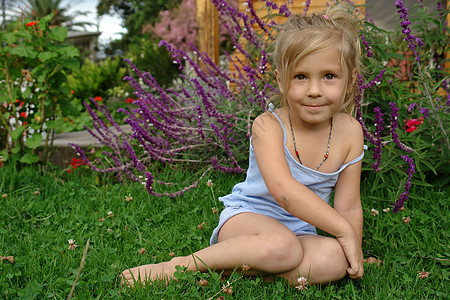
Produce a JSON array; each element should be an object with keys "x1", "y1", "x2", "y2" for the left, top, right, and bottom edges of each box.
[{"x1": 0, "y1": 164, "x2": 448, "y2": 299}]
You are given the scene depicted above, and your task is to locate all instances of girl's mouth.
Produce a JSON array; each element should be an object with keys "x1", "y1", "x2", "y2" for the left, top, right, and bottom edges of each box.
[{"x1": 304, "y1": 105, "x2": 325, "y2": 111}]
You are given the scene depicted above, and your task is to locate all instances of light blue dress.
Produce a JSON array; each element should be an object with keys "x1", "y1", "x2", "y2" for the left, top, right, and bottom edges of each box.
[{"x1": 210, "y1": 106, "x2": 364, "y2": 245}]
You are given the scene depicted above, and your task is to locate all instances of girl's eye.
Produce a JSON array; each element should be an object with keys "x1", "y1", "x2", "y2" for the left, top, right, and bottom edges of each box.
[
  {"x1": 295, "y1": 74, "x2": 306, "y2": 80},
  {"x1": 324, "y1": 73, "x2": 335, "y2": 80}
]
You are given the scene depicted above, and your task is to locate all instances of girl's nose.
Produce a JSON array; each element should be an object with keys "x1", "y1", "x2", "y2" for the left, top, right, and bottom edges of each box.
[{"x1": 306, "y1": 80, "x2": 322, "y2": 97}]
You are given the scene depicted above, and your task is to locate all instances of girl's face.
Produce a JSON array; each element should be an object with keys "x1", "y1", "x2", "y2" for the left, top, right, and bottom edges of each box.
[{"x1": 277, "y1": 47, "x2": 349, "y2": 126}]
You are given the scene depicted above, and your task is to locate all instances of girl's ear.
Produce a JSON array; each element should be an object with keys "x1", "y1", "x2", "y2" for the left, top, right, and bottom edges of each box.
[
  {"x1": 275, "y1": 69, "x2": 284, "y2": 94},
  {"x1": 347, "y1": 69, "x2": 358, "y2": 93}
]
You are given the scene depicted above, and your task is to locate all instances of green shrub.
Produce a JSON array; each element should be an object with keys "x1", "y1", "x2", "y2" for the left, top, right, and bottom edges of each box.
[{"x1": 0, "y1": 14, "x2": 80, "y2": 165}]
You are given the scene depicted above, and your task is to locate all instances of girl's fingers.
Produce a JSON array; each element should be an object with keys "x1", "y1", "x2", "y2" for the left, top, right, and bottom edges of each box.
[{"x1": 347, "y1": 263, "x2": 363, "y2": 279}]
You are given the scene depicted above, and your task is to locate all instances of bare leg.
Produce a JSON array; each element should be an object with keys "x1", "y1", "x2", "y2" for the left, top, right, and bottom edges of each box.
[
  {"x1": 277, "y1": 235, "x2": 350, "y2": 285},
  {"x1": 121, "y1": 213, "x2": 304, "y2": 286}
]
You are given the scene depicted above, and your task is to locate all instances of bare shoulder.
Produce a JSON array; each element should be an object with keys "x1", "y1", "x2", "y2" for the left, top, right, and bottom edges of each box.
[
  {"x1": 334, "y1": 113, "x2": 364, "y2": 162},
  {"x1": 251, "y1": 110, "x2": 284, "y2": 143},
  {"x1": 334, "y1": 113, "x2": 363, "y2": 136}
]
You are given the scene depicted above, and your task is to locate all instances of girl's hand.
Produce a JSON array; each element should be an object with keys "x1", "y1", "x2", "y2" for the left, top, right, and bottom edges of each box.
[{"x1": 337, "y1": 232, "x2": 364, "y2": 279}]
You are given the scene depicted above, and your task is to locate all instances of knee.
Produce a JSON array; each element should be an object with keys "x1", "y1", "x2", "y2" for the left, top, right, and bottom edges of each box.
[
  {"x1": 317, "y1": 240, "x2": 348, "y2": 279},
  {"x1": 258, "y1": 233, "x2": 303, "y2": 271}
]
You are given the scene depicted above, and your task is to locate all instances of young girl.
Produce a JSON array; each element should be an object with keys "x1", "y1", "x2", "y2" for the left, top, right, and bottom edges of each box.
[{"x1": 122, "y1": 2, "x2": 364, "y2": 287}]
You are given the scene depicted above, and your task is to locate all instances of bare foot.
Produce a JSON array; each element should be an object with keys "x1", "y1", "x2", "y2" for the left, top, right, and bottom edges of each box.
[{"x1": 121, "y1": 257, "x2": 187, "y2": 287}]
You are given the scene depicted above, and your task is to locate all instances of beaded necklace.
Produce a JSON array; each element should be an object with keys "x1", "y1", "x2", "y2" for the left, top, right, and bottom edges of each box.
[{"x1": 288, "y1": 112, "x2": 333, "y2": 171}]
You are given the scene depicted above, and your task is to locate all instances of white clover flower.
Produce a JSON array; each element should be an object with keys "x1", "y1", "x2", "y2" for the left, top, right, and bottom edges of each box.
[
  {"x1": 295, "y1": 276, "x2": 308, "y2": 291},
  {"x1": 68, "y1": 239, "x2": 77, "y2": 250}
]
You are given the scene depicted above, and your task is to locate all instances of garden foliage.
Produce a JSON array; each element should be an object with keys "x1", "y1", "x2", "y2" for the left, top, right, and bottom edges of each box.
[
  {"x1": 0, "y1": 13, "x2": 81, "y2": 166},
  {"x1": 72, "y1": 1, "x2": 448, "y2": 209}
]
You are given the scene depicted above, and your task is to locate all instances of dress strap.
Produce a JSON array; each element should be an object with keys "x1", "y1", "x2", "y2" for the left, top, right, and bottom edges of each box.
[
  {"x1": 268, "y1": 103, "x2": 287, "y2": 144},
  {"x1": 341, "y1": 152, "x2": 364, "y2": 168}
]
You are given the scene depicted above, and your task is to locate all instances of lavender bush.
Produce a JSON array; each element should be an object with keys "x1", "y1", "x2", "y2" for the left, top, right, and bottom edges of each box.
[
  {"x1": 73, "y1": 0, "x2": 448, "y2": 211},
  {"x1": 356, "y1": 0, "x2": 449, "y2": 210}
]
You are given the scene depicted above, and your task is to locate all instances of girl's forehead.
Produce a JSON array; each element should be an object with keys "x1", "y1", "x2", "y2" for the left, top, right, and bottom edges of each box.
[{"x1": 293, "y1": 48, "x2": 343, "y2": 70}]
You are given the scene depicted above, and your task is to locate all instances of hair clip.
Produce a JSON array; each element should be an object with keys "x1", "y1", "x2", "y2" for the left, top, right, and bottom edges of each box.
[{"x1": 322, "y1": 14, "x2": 329, "y2": 20}]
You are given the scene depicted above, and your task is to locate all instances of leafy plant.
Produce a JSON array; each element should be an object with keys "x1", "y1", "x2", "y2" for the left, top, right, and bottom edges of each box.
[
  {"x1": 66, "y1": 57, "x2": 128, "y2": 105},
  {"x1": 356, "y1": 0, "x2": 449, "y2": 205},
  {"x1": 0, "y1": 13, "x2": 80, "y2": 166},
  {"x1": 72, "y1": 0, "x2": 447, "y2": 210},
  {"x1": 125, "y1": 36, "x2": 181, "y2": 88}
]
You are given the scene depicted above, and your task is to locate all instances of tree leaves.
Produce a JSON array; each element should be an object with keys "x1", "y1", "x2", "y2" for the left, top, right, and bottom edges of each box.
[
  {"x1": 38, "y1": 51, "x2": 58, "y2": 62},
  {"x1": 49, "y1": 26, "x2": 67, "y2": 41},
  {"x1": 25, "y1": 133, "x2": 43, "y2": 149},
  {"x1": 8, "y1": 45, "x2": 38, "y2": 58}
]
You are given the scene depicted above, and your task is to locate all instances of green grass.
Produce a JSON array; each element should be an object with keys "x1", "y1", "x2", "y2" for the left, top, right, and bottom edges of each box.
[{"x1": 0, "y1": 164, "x2": 448, "y2": 299}]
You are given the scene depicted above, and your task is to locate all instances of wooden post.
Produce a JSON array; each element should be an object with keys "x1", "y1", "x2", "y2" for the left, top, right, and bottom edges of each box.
[{"x1": 196, "y1": 0, "x2": 219, "y2": 69}]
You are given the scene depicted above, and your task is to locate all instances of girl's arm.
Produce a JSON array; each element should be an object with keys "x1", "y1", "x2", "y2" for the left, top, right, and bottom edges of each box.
[
  {"x1": 333, "y1": 161, "x2": 363, "y2": 243},
  {"x1": 251, "y1": 112, "x2": 364, "y2": 278}
]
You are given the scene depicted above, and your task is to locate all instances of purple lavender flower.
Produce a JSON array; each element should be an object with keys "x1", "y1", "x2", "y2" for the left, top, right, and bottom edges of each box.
[
  {"x1": 389, "y1": 102, "x2": 412, "y2": 153},
  {"x1": 407, "y1": 102, "x2": 418, "y2": 112},
  {"x1": 407, "y1": 102, "x2": 430, "y2": 118},
  {"x1": 361, "y1": 33, "x2": 373, "y2": 57},
  {"x1": 279, "y1": 4, "x2": 291, "y2": 17},
  {"x1": 303, "y1": 0, "x2": 311, "y2": 17},
  {"x1": 355, "y1": 75, "x2": 377, "y2": 144},
  {"x1": 362, "y1": 69, "x2": 385, "y2": 89},
  {"x1": 246, "y1": 1, "x2": 275, "y2": 40},
  {"x1": 145, "y1": 172, "x2": 154, "y2": 193},
  {"x1": 437, "y1": 1, "x2": 445, "y2": 17},
  {"x1": 419, "y1": 106, "x2": 429, "y2": 118},
  {"x1": 393, "y1": 155, "x2": 415, "y2": 212},
  {"x1": 365, "y1": 12, "x2": 375, "y2": 24},
  {"x1": 261, "y1": 0, "x2": 278, "y2": 10},
  {"x1": 395, "y1": 0, "x2": 424, "y2": 60}
]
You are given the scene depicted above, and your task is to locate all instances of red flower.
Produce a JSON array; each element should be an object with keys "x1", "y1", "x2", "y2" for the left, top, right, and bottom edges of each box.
[
  {"x1": 67, "y1": 157, "x2": 86, "y2": 173},
  {"x1": 69, "y1": 157, "x2": 86, "y2": 170},
  {"x1": 71, "y1": 90, "x2": 75, "y2": 94},
  {"x1": 93, "y1": 96, "x2": 103, "y2": 101},
  {"x1": 405, "y1": 117, "x2": 423, "y2": 133},
  {"x1": 26, "y1": 21, "x2": 38, "y2": 28},
  {"x1": 20, "y1": 112, "x2": 27, "y2": 118},
  {"x1": 125, "y1": 97, "x2": 135, "y2": 104}
]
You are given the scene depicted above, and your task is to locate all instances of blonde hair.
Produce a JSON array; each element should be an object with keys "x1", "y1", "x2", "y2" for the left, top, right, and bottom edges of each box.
[{"x1": 272, "y1": 2, "x2": 362, "y2": 115}]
